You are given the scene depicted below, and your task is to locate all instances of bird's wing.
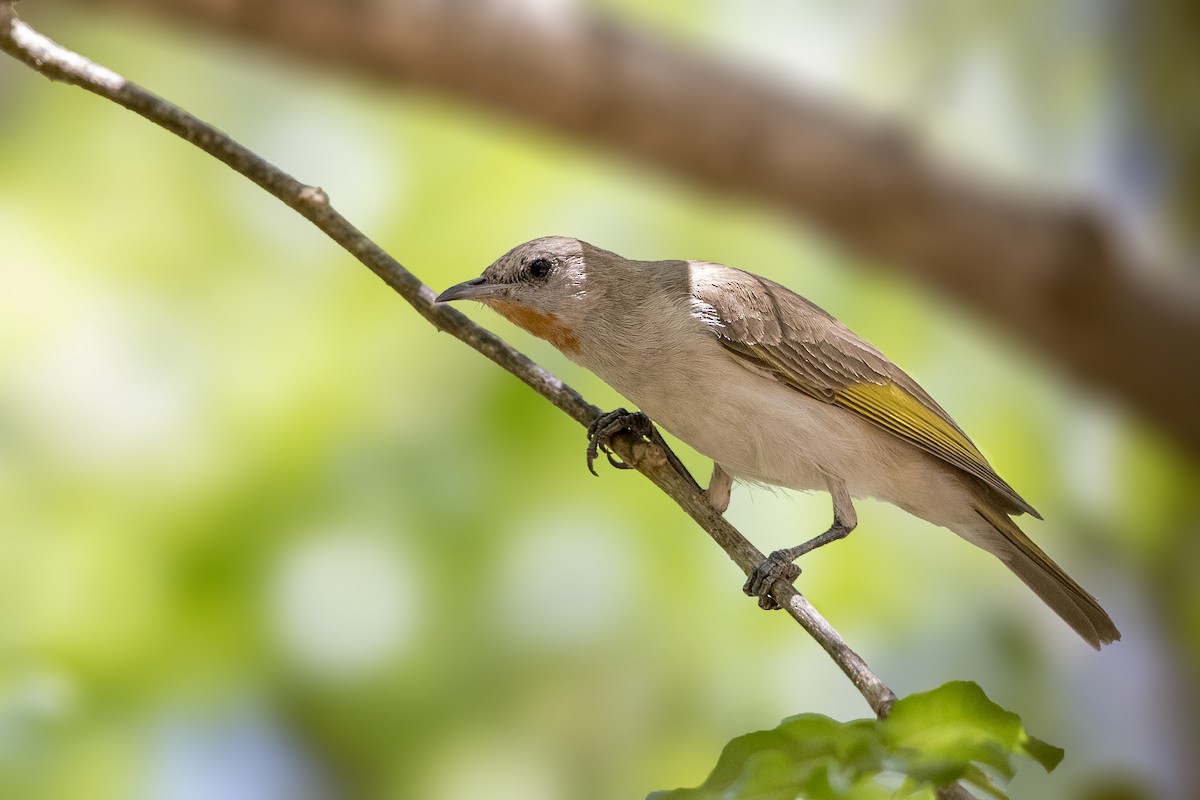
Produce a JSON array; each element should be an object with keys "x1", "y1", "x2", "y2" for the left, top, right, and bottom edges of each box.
[{"x1": 689, "y1": 262, "x2": 1040, "y2": 518}]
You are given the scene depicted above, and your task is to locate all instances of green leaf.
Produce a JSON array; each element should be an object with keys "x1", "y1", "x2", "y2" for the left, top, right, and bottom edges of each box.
[
  {"x1": 648, "y1": 729, "x2": 809, "y2": 800},
  {"x1": 883, "y1": 680, "x2": 1061, "y2": 788},
  {"x1": 728, "y1": 749, "x2": 810, "y2": 800},
  {"x1": 958, "y1": 763, "x2": 1008, "y2": 800},
  {"x1": 1020, "y1": 734, "x2": 1066, "y2": 772},
  {"x1": 649, "y1": 715, "x2": 886, "y2": 800},
  {"x1": 886, "y1": 681, "x2": 1024, "y2": 754},
  {"x1": 650, "y1": 682, "x2": 1063, "y2": 800},
  {"x1": 777, "y1": 715, "x2": 887, "y2": 772}
]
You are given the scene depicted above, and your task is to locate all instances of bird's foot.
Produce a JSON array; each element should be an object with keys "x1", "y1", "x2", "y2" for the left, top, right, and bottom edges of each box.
[
  {"x1": 586, "y1": 408, "x2": 656, "y2": 476},
  {"x1": 743, "y1": 551, "x2": 802, "y2": 610}
]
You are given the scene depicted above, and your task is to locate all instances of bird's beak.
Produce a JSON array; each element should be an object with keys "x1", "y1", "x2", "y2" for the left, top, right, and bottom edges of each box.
[{"x1": 436, "y1": 276, "x2": 502, "y2": 303}]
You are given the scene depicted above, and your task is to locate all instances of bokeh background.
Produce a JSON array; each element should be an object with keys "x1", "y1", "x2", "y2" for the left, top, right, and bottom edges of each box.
[{"x1": 2, "y1": 1, "x2": 1198, "y2": 798}]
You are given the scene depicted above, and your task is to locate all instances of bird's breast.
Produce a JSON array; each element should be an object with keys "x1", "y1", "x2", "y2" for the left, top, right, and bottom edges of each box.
[
  {"x1": 571, "y1": 320, "x2": 816, "y2": 487},
  {"x1": 572, "y1": 320, "x2": 911, "y2": 496}
]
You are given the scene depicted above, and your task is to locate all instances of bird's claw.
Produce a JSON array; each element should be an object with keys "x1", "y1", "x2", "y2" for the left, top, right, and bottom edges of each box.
[
  {"x1": 586, "y1": 408, "x2": 655, "y2": 476},
  {"x1": 743, "y1": 551, "x2": 802, "y2": 610}
]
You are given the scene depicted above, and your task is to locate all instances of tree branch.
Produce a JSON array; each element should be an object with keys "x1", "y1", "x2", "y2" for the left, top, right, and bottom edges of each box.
[
  {"x1": 52, "y1": 0, "x2": 1200, "y2": 457},
  {"x1": 0, "y1": 4, "x2": 905, "y2": 721}
]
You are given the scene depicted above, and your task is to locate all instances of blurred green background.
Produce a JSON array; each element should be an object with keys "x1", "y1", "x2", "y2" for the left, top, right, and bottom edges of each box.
[{"x1": 2, "y1": 2, "x2": 1198, "y2": 798}]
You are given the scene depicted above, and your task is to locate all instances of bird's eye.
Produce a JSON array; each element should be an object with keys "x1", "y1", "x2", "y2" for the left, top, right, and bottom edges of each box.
[{"x1": 528, "y1": 258, "x2": 552, "y2": 279}]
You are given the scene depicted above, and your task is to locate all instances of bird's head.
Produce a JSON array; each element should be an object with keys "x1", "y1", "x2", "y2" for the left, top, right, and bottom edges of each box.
[{"x1": 436, "y1": 236, "x2": 603, "y2": 354}]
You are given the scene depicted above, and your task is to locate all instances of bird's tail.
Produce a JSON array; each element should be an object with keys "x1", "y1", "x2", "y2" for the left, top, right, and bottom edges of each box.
[{"x1": 966, "y1": 504, "x2": 1120, "y2": 649}]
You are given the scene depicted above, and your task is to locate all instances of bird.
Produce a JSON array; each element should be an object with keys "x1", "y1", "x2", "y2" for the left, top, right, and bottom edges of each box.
[{"x1": 436, "y1": 236, "x2": 1120, "y2": 649}]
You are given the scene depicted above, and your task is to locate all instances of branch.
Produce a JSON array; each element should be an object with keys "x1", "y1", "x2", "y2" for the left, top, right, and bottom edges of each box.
[
  {"x1": 53, "y1": 0, "x2": 1200, "y2": 456},
  {"x1": 0, "y1": 5, "x2": 902, "y2": 719}
]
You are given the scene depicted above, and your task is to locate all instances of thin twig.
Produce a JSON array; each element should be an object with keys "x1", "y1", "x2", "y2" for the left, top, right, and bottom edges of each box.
[
  {"x1": 53, "y1": 0, "x2": 1200, "y2": 457},
  {"x1": 0, "y1": 3, "x2": 896, "y2": 720}
]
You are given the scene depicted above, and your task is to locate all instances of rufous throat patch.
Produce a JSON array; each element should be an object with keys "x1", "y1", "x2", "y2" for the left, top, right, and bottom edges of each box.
[{"x1": 491, "y1": 300, "x2": 580, "y2": 354}]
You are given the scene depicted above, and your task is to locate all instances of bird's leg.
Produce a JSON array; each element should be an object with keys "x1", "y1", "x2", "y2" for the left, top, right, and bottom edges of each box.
[
  {"x1": 705, "y1": 463, "x2": 733, "y2": 513},
  {"x1": 744, "y1": 477, "x2": 858, "y2": 610}
]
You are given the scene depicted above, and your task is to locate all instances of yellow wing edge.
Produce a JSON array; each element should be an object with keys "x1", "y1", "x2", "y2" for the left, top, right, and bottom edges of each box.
[{"x1": 835, "y1": 382, "x2": 1038, "y2": 517}]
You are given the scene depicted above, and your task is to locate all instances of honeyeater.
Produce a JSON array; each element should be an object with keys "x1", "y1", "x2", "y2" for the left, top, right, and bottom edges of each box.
[{"x1": 437, "y1": 236, "x2": 1120, "y2": 649}]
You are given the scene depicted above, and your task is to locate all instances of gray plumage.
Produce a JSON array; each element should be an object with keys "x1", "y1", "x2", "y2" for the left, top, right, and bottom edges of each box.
[
  {"x1": 690, "y1": 265, "x2": 1040, "y2": 518},
  {"x1": 437, "y1": 236, "x2": 1120, "y2": 649}
]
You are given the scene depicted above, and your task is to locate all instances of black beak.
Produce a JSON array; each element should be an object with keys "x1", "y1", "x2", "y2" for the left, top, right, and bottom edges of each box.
[{"x1": 435, "y1": 276, "x2": 489, "y2": 303}]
